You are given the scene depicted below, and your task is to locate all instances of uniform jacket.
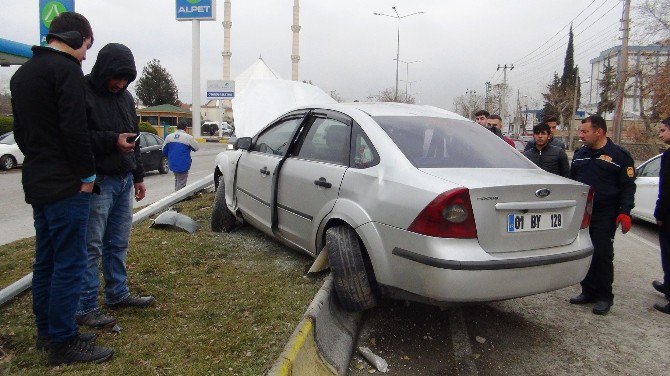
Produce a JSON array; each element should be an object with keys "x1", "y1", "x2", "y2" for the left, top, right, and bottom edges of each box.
[
  {"x1": 11, "y1": 46, "x2": 95, "y2": 205},
  {"x1": 162, "y1": 130, "x2": 199, "y2": 173},
  {"x1": 523, "y1": 144, "x2": 570, "y2": 177},
  {"x1": 570, "y1": 138, "x2": 636, "y2": 215},
  {"x1": 654, "y1": 148, "x2": 670, "y2": 220},
  {"x1": 85, "y1": 43, "x2": 144, "y2": 182}
]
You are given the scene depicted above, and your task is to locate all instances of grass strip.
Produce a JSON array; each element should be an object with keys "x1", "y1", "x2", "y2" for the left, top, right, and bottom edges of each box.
[{"x1": 0, "y1": 191, "x2": 324, "y2": 375}]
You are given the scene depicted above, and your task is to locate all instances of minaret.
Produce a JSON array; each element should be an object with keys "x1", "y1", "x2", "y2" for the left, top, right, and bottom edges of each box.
[
  {"x1": 222, "y1": 0, "x2": 232, "y2": 80},
  {"x1": 290, "y1": 0, "x2": 300, "y2": 81}
]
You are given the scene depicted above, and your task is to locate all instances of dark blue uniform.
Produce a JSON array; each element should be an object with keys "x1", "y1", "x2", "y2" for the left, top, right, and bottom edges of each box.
[
  {"x1": 654, "y1": 148, "x2": 670, "y2": 289},
  {"x1": 570, "y1": 138, "x2": 636, "y2": 303}
]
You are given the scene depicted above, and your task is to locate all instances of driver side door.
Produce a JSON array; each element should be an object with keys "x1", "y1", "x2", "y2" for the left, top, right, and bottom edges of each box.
[{"x1": 235, "y1": 113, "x2": 307, "y2": 235}]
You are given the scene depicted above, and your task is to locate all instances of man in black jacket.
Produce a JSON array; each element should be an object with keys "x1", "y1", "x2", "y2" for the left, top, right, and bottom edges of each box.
[
  {"x1": 10, "y1": 12, "x2": 113, "y2": 365},
  {"x1": 76, "y1": 43, "x2": 155, "y2": 330},
  {"x1": 652, "y1": 117, "x2": 670, "y2": 314},
  {"x1": 523, "y1": 123, "x2": 570, "y2": 177},
  {"x1": 569, "y1": 115, "x2": 636, "y2": 315},
  {"x1": 524, "y1": 114, "x2": 566, "y2": 151}
]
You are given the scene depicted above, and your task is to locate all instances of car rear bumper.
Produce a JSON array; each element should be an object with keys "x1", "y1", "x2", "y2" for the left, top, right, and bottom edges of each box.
[{"x1": 359, "y1": 222, "x2": 593, "y2": 303}]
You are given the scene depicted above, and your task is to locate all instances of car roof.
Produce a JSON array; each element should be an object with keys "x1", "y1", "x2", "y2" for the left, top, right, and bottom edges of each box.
[{"x1": 295, "y1": 102, "x2": 469, "y2": 121}]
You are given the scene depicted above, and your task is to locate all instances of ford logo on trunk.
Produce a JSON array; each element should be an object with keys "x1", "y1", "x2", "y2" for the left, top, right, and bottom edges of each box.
[{"x1": 535, "y1": 188, "x2": 551, "y2": 198}]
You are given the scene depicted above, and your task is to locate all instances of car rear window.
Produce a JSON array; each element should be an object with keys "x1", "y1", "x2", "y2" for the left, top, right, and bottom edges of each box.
[{"x1": 374, "y1": 116, "x2": 534, "y2": 168}]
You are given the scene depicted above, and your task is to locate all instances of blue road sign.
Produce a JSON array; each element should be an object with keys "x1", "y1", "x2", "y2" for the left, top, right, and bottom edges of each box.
[
  {"x1": 39, "y1": 0, "x2": 75, "y2": 45},
  {"x1": 176, "y1": 0, "x2": 216, "y2": 21}
]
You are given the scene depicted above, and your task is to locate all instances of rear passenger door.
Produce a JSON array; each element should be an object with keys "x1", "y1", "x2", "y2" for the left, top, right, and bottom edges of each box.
[{"x1": 276, "y1": 111, "x2": 351, "y2": 253}]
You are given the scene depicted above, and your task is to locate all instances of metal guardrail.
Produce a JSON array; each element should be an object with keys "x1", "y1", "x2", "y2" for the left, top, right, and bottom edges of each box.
[{"x1": 0, "y1": 173, "x2": 215, "y2": 307}]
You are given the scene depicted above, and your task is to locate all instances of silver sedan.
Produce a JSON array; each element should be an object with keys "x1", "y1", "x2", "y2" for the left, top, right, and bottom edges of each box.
[{"x1": 211, "y1": 103, "x2": 594, "y2": 311}]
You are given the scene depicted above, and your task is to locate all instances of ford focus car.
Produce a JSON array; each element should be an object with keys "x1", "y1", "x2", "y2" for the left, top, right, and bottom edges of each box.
[{"x1": 211, "y1": 103, "x2": 594, "y2": 311}]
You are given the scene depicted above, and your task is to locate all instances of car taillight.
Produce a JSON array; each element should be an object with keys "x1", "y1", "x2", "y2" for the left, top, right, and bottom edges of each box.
[
  {"x1": 580, "y1": 187, "x2": 595, "y2": 229},
  {"x1": 408, "y1": 188, "x2": 478, "y2": 239}
]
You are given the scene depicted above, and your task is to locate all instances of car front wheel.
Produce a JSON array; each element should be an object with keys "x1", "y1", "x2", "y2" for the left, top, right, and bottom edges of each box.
[
  {"x1": 211, "y1": 176, "x2": 237, "y2": 232},
  {"x1": 158, "y1": 156, "x2": 169, "y2": 174},
  {"x1": 0, "y1": 155, "x2": 15, "y2": 171},
  {"x1": 326, "y1": 225, "x2": 378, "y2": 312}
]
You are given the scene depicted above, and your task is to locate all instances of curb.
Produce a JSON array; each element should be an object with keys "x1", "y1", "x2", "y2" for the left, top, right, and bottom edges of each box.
[{"x1": 268, "y1": 275, "x2": 362, "y2": 376}]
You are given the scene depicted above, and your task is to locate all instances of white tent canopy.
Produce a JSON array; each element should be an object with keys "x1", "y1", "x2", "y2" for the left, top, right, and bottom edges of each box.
[{"x1": 232, "y1": 79, "x2": 336, "y2": 137}]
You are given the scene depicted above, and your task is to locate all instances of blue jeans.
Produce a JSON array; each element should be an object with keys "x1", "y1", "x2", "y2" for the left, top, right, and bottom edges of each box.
[
  {"x1": 77, "y1": 173, "x2": 133, "y2": 315},
  {"x1": 32, "y1": 192, "x2": 91, "y2": 343}
]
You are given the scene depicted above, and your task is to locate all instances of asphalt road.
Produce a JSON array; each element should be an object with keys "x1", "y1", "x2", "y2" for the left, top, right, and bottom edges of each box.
[
  {"x1": 0, "y1": 141, "x2": 226, "y2": 246},
  {"x1": 349, "y1": 223, "x2": 670, "y2": 375}
]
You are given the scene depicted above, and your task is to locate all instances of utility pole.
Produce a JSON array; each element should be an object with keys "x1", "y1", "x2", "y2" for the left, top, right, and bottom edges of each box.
[
  {"x1": 612, "y1": 0, "x2": 631, "y2": 143},
  {"x1": 485, "y1": 81, "x2": 491, "y2": 112},
  {"x1": 497, "y1": 64, "x2": 514, "y2": 128}
]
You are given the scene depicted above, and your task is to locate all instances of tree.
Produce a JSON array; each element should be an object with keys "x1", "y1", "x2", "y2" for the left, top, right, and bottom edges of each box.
[
  {"x1": 597, "y1": 62, "x2": 616, "y2": 115},
  {"x1": 649, "y1": 61, "x2": 670, "y2": 118},
  {"x1": 135, "y1": 59, "x2": 179, "y2": 107},
  {"x1": 559, "y1": 26, "x2": 580, "y2": 127},
  {"x1": 375, "y1": 87, "x2": 415, "y2": 104},
  {"x1": 635, "y1": 0, "x2": 670, "y2": 43},
  {"x1": 453, "y1": 90, "x2": 484, "y2": 119},
  {"x1": 542, "y1": 73, "x2": 565, "y2": 120}
]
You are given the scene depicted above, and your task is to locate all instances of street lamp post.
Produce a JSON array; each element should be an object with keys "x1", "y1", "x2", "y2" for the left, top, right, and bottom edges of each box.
[
  {"x1": 568, "y1": 78, "x2": 590, "y2": 150},
  {"x1": 394, "y1": 58, "x2": 421, "y2": 102},
  {"x1": 374, "y1": 7, "x2": 424, "y2": 102}
]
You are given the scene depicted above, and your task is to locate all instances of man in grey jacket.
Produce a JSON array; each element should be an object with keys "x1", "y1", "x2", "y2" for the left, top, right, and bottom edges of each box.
[{"x1": 523, "y1": 123, "x2": 570, "y2": 177}]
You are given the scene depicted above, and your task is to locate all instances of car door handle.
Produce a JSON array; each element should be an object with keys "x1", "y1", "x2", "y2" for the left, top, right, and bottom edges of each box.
[
  {"x1": 260, "y1": 167, "x2": 270, "y2": 176},
  {"x1": 314, "y1": 177, "x2": 332, "y2": 188}
]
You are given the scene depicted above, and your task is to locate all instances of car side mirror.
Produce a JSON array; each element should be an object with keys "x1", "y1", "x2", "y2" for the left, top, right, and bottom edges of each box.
[{"x1": 234, "y1": 137, "x2": 252, "y2": 151}]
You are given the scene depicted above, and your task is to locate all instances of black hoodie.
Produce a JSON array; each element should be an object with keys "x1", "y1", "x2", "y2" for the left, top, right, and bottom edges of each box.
[{"x1": 85, "y1": 43, "x2": 144, "y2": 182}]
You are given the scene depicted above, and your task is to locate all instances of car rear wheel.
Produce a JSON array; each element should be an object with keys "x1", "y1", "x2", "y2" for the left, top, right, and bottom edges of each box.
[
  {"x1": 158, "y1": 156, "x2": 169, "y2": 174},
  {"x1": 0, "y1": 155, "x2": 15, "y2": 171},
  {"x1": 211, "y1": 176, "x2": 237, "y2": 232},
  {"x1": 326, "y1": 225, "x2": 378, "y2": 312}
]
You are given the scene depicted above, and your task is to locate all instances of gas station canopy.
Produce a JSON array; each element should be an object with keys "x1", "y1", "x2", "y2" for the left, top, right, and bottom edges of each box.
[{"x1": 0, "y1": 38, "x2": 32, "y2": 66}]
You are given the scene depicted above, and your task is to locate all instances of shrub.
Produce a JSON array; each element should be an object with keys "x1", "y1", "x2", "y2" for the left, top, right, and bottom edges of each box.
[
  {"x1": 0, "y1": 116, "x2": 13, "y2": 134},
  {"x1": 138, "y1": 121, "x2": 157, "y2": 135}
]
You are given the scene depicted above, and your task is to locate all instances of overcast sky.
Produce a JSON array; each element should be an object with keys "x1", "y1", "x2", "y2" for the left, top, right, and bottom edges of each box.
[{"x1": 1, "y1": 0, "x2": 633, "y2": 114}]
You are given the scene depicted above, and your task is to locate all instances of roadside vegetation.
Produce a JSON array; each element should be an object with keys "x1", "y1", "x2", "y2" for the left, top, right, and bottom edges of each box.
[{"x1": 0, "y1": 191, "x2": 324, "y2": 375}]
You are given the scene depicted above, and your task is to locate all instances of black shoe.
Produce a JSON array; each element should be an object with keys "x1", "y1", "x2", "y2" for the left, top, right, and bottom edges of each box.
[
  {"x1": 76, "y1": 310, "x2": 116, "y2": 328},
  {"x1": 569, "y1": 293, "x2": 596, "y2": 305},
  {"x1": 47, "y1": 333, "x2": 113, "y2": 365},
  {"x1": 592, "y1": 300, "x2": 612, "y2": 315},
  {"x1": 653, "y1": 302, "x2": 670, "y2": 314},
  {"x1": 107, "y1": 294, "x2": 156, "y2": 310},
  {"x1": 652, "y1": 280, "x2": 670, "y2": 296},
  {"x1": 36, "y1": 332, "x2": 97, "y2": 352}
]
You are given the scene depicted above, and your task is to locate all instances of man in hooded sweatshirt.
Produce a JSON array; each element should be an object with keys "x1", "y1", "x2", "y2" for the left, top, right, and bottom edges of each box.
[{"x1": 76, "y1": 43, "x2": 156, "y2": 329}]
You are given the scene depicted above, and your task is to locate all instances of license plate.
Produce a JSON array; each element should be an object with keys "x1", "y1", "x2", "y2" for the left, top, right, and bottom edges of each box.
[{"x1": 507, "y1": 212, "x2": 562, "y2": 233}]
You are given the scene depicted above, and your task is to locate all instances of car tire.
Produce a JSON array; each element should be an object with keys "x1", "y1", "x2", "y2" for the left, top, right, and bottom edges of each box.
[
  {"x1": 0, "y1": 155, "x2": 15, "y2": 171},
  {"x1": 158, "y1": 156, "x2": 169, "y2": 174},
  {"x1": 326, "y1": 225, "x2": 378, "y2": 312},
  {"x1": 211, "y1": 176, "x2": 237, "y2": 232}
]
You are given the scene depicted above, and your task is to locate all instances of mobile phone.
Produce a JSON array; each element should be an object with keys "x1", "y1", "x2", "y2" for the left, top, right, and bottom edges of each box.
[{"x1": 126, "y1": 134, "x2": 140, "y2": 144}]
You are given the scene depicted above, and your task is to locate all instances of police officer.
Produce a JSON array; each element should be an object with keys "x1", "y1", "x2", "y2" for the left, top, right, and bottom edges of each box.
[{"x1": 569, "y1": 115, "x2": 636, "y2": 315}]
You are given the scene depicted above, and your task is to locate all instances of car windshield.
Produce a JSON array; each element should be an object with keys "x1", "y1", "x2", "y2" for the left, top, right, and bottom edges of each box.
[
  {"x1": 0, "y1": 133, "x2": 14, "y2": 145},
  {"x1": 374, "y1": 116, "x2": 534, "y2": 168}
]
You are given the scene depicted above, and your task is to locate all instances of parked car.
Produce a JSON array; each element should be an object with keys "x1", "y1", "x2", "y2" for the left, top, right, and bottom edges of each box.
[
  {"x1": 203, "y1": 121, "x2": 234, "y2": 137},
  {"x1": 0, "y1": 132, "x2": 24, "y2": 170},
  {"x1": 138, "y1": 132, "x2": 169, "y2": 174},
  {"x1": 210, "y1": 103, "x2": 594, "y2": 311},
  {"x1": 632, "y1": 153, "x2": 661, "y2": 223}
]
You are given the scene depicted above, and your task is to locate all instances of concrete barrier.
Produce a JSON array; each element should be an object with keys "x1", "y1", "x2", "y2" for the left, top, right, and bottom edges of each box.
[{"x1": 268, "y1": 275, "x2": 362, "y2": 376}]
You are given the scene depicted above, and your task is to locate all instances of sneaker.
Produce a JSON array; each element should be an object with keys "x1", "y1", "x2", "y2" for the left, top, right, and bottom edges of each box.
[
  {"x1": 652, "y1": 280, "x2": 670, "y2": 297},
  {"x1": 592, "y1": 300, "x2": 612, "y2": 315},
  {"x1": 76, "y1": 310, "x2": 116, "y2": 328},
  {"x1": 107, "y1": 294, "x2": 156, "y2": 310},
  {"x1": 47, "y1": 333, "x2": 113, "y2": 365},
  {"x1": 36, "y1": 332, "x2": 97, "y2": 352}
]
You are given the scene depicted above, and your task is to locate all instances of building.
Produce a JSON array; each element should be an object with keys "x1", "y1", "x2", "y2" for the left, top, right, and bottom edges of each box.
[{"x1": 585, "y1": 43, "x2": 670, "y2": 117}]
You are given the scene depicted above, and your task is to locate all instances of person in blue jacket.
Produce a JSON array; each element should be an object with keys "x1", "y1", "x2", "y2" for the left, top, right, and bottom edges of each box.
[{"x1": 162, "y1": 121, "x2": 200, "y2": 191}]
